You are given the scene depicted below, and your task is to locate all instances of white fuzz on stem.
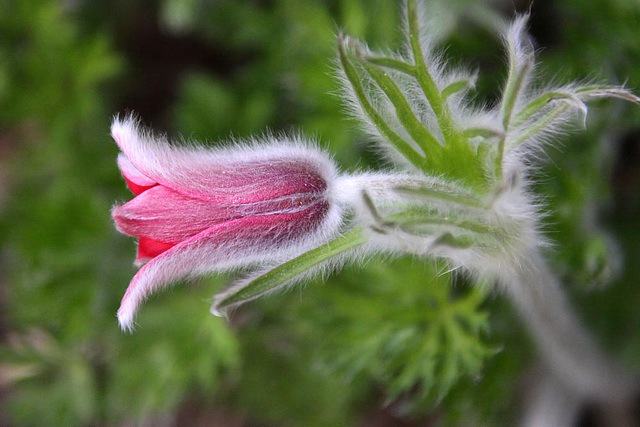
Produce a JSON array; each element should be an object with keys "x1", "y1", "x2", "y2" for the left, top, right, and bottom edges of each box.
[{"x1": 501, "y1": 250, "x2": 638, "y2": 403}]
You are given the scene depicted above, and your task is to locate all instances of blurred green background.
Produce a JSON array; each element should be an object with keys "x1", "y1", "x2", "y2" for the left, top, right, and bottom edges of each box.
[{"x1": 0, "y1": 0, "x2": 639, "y2": 425}]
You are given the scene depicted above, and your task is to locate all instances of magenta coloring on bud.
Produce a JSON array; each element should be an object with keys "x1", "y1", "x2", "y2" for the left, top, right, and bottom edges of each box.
[
  {"x1": 110, "y1": 117, "x2": 340, "y2": 330},
  {"x1": 113, "y1": 157, "x2": 330, "y2": 263}
]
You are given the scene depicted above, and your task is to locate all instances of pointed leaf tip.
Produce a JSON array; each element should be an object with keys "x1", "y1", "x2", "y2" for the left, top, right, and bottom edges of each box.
[
  {"x1": 575, "y1": 86, "x2": 640, "y2": 105},
  {"x1": 211, "y1": 228, "x2": 368, "y2": 313},
  {"x1": 209, "y1": 300, "x2": 228, "y2": 319}
]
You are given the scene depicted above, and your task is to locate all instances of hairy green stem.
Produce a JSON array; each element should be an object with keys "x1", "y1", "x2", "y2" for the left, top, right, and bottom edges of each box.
[{"x1": 501, "y1": 249, "x2": 637, "y2": 402}]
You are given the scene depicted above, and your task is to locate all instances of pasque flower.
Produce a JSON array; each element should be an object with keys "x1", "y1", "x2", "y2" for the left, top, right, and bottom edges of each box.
[
  {"x1": 112, "y1": 0, "x2": 639, "y2": 412},
  {"x1": 111, "y1": 117, "x2": 342, "y2": 331}
]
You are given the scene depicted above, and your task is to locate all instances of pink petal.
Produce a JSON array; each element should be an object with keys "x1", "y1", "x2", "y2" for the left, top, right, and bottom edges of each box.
[
  {"x1": 117, "y1": 154, "x2": 157, "y2": 195},
  {"x1": 117, "y1": 202, "x2": 329, "y2": 331},
  {"x1": 112, "y1": 185, "x2": 325, "y2": 245},
  {"x1": 111, "y1": 117, "x2": 335, "y2": 204},
  {"x1": 112, "y1": 185, "x2": 232, "y2": 244}
]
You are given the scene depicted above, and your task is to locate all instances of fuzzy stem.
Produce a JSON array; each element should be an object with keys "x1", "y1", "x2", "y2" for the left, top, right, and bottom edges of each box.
[{"x1": 500, "y1": 248, "x2": 637, "y2": 403}]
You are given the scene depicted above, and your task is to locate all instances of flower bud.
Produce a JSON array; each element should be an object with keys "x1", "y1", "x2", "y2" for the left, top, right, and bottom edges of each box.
[{"x1": 111, "y1": 117, "x2": 342, "y2": 330}]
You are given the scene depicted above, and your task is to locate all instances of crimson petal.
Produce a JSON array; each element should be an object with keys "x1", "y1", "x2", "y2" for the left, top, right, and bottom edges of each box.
[{"x1": 117, "y1": 201, "x2": 329, "y2": 331}]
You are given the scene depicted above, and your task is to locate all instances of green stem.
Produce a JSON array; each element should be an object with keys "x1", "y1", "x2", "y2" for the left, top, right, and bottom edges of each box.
[
  {"x1": 503, "y1": 250, "x2": 637, "y2": 402},
  {"x1": 494, "y1": 135, "x2": 507, "y2": 182}
]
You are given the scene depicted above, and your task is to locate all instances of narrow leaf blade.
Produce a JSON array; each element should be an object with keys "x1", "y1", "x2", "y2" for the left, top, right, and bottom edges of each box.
[
  {"x1": 338, "y1": 35, "x2": 427, "y2": 170},
  {"x1": 511, "y1": 91, "x2": 586, "y2": 130},
  {"x1": 212, "y1": 228, "x2": 369, "y2": 316}
]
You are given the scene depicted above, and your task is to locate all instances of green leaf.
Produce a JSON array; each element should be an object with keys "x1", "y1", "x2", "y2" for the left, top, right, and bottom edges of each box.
[
  {"x1": 294, "y1": 258, "x2": 494, "y2": 411},
  {"x1": 496, "y1": 31, "x2": 534, "y2": 179},
  {"x1": 365, "y1": 55, "x2": 416, "y2": 76},
  {"x1": 442, "y1": 77, "x2": 477, "y2": 100},
  {"x1": 394, "y1": 183, "x2": 484, "y2": 208},
  {"x1": 406, "y1": 0, "x2": 457, "y2": 147},
  {"x1": 389, "y1": 208, "x2": 495, "y2": 238},
  {"x1": 338, "y1": 35, "x2": 427, "y2": 170},
  {"x1": 361, "y1": 57, "x2": 443, "y2": 154},
  {"x1": 575, "y1": 85, "x2": 640, "y2": 103},
  {"x1": 509, "y1": 102, "x2": 571, "y2": 149},
  {"x1": 510, "y1": 91, "x2": 586, "y2": 130},
  {"x1": 212, "y1": 228, "x2": 369, "y2": 316},
  {"x1": 500, "y1": 45, "x2": 534, "y2": 130},
  {"x1": 462, "y1": 127, "x2": 503, "y2": 140}
]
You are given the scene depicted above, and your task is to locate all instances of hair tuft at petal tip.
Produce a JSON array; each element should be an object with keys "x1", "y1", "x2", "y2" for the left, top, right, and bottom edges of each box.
[
  {"x1": 117, "y1": 305, "x2": 136, "y2": 333},
  {"x1": 209, "y1": 303, "x2": 226, "y2": 319}
]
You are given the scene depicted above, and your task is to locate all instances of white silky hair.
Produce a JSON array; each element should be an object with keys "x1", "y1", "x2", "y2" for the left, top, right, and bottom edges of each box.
[
  {"x1": 112, "y1": 117, "x2": 349, "y2": 331},
  {"x1": 205, "y1": 0, "x2": 640, "y2": 410},
  {"x1": 118, "y1": 0, "x2": 637, "y2": 338}
]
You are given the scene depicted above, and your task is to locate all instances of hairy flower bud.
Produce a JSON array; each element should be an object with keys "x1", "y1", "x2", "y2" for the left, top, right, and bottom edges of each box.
[{"x1": 111, "y1": 117, "x2": 342, "y2": 330}]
